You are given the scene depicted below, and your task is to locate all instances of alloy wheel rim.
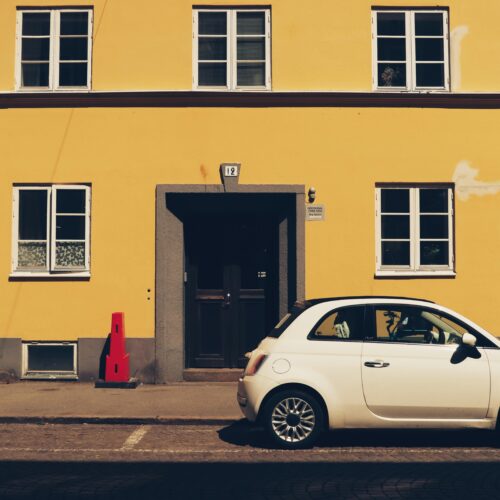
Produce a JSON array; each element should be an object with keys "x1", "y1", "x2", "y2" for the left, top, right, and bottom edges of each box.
[{"x1": 271, "y1": 397, "x2": 316, "y2": 443}]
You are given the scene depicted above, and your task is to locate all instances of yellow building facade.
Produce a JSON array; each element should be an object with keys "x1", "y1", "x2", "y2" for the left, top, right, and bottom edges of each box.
[{"x1": 1, "y1": 0, "x2": 499, "y2": 382}]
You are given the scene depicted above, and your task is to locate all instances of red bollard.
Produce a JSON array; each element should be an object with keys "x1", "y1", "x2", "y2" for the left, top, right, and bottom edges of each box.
[
  {"x1": 95, "y1": 312, "x2": 139, "y2": 389},
  {"x1": 105, "y1": 312, "x2": 130, "y2": 382}
]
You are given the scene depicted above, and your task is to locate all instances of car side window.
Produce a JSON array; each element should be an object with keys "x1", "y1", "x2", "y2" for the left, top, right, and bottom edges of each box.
[
  {"x1": 309, "y1": 306, "x2": 365, "y2": 341},
  {"x1": 374, "y1": 306, "x2": 468, "y2": 345}
]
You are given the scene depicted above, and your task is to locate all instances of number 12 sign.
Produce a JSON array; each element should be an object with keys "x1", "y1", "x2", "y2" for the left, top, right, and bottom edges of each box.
[{"x1": 224, "y1": 165, "x2": 239, "y2": 177}]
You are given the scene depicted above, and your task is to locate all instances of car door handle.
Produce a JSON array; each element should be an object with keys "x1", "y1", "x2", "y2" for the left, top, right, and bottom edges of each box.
[{"x1": 364, "y1": 360, "x2": 390, "y2": 368}]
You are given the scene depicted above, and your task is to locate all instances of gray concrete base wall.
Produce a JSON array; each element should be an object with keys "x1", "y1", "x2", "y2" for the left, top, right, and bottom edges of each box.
[
  {"x1": 0, "y1": 339, "x2": 22, "y2": 379},
  {"x1": 0, "y1": 338, "x2": 155, "y2": 384}
]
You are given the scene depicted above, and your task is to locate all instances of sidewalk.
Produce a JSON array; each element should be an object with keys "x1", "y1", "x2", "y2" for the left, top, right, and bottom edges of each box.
[{"x1": 0, "y1": 381, "x2": 242, "y2": 425}]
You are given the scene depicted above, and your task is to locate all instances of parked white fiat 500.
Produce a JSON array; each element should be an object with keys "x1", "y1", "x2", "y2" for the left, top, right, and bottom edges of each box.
[{"x1": 237, "y1": 296, "x2": 500, "y2": 449}]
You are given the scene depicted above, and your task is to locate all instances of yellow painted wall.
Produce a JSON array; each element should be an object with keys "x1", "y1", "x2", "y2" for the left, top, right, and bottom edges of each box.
[
  {"x1": 1, "y1": 0, "x2": 500, "y2": 91},
  {"x1": 1, "y1": 106, "x2": 500, "y2": 339},
  {"x1": 1, "y1": 1, "x2": 500, "y2": 343}
]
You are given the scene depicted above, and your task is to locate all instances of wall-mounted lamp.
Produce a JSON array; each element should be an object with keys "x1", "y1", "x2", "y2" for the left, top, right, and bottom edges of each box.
[{"x1": 308, "y1": 186, "x2": 316, "y2": 203}]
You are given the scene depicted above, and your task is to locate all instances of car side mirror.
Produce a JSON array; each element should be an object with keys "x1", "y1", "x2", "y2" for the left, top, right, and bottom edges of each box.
[{"x1": 462, "y1": 333, "x2": 477, "y2": 347}]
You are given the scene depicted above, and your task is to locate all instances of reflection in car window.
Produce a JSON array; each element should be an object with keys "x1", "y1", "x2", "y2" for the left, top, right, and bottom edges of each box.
[
  {"x1": 374, "y1": 306, "x2": 465, "y2": 345},
  {"x1": 310, "y1": 306, "x2": 365, "y2": 341}
]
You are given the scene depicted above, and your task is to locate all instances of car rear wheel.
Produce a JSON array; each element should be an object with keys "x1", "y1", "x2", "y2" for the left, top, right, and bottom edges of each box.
[{"x1": 262, "y1": 390, "x2": 324, "y2": 449}]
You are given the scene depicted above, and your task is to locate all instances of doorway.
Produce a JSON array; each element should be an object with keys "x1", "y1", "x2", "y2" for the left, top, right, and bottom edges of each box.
[{"x1": 156, "y1": 186, "x2": 305, "y2": 382}]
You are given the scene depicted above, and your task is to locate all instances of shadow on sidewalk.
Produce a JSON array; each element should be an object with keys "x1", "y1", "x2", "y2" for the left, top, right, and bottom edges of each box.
[{"x1": 218, "y1": 419, "x2": 499, "y2": 449}]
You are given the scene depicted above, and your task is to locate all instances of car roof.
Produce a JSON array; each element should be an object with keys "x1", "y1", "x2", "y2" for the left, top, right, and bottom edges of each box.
[{"x1": 295, "y1": 296, "x2": 434, "y2": 310}]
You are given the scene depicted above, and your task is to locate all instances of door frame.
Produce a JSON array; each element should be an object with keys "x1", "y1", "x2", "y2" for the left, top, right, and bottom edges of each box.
[{"x1": 155, "y1": 184, "x2": 305, "y2": 383}]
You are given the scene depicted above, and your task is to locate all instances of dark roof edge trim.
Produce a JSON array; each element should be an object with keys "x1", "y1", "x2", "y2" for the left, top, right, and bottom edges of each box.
[{"x1": 3, "y1": 91, "x2": 500, "y2": 109}]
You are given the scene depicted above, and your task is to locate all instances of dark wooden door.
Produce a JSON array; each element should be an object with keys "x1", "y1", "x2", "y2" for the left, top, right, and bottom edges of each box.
[{"x1": 185, "y1": 215, "x2": 278, "y2": 368}]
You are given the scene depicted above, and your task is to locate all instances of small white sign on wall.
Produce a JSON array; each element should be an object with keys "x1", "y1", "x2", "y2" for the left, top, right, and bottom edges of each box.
[
  {"x1": 306, "y1": 204, "x2": 325, "y2": 221},
  {"x1": 224, "y1": 165, "x2": 239, "y2": 177}
]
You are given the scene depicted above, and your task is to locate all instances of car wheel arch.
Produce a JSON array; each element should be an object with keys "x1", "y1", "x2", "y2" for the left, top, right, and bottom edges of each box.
[{"x1": 257, "y1": 382, "x2": 330, "y2": 429}]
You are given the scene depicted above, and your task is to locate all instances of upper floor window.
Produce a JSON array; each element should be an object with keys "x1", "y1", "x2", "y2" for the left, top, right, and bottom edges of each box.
[
  {"x1": 193, "y1": 8, "x2": 271, "y2": 90},
  {"x1": 12, "y1": 185, "x2": 91, "y2": 276},
  {"x1": 16, "y1": 8, "x2": 93, "y2": 90},
  {"x1": 375, "y1": 186, "x2": 454, "y2": 276},
  {"x1": 372, "y1": 9, "x2": 449, "y2": 91}
]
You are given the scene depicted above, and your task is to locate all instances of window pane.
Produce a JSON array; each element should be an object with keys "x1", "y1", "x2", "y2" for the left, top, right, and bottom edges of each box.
[
  {"x1": 198, "y1": 62, "x2": 226, "y2": 86},
  {"x1": 420, "y1": 189, "x2": 448, "y2": 212},
  {"x1": 60, "y1": 12, "x2": 89, "y2": 35},
  {"x1": 420, "y1": 215, "x2": 449, "y2": 238},
  {"x1": 376, "y1": 307, "x2": 434, "y2": 343},
  {"x1": 415, "y1": 13, "x2": 443, "y2": 36},
  {"x1": 416, "y1": 63, "x2": 444, "y2": 87},
  {"x1": 27, "y1": 345, "x2": 74, "y2": 371},
  {"x1": 237, "y1": 38, "x2": 265, "y2": 60},
  {"x1": 377, "y1": 38, "x2": 406, "y2": 61},
  {"x1": 22, "y1": 63, "x2": 49, "y2": 87},
  {"x1": 198, "y1": 38, "x2": 227, "y2": 61},
  {"x1": 377, "y1": 13, "x2": 405, "y2": 36},
  {"x1": 60, "y1": 38, "x2": 88, "y2": 61},
  {"x1": 382, "y1": 241, "x2": 410, "y2": 266},
  {"x1": 420, "y1": 241, "x2": 449, "y2": 265},
  {"x1": 381, "y1": 189, "x2": 409, "y2": 213},
  {"x1": 19, "y1": 190, "x2": 47, "y2": 240},
  {"x1": 56, "y1": 215, "x2": 85, "y2": 240},
  {"x1": 199, "y1": 12, "x2": 227, "y2": 35},
  {"x1": 22, "y1": 13, "x2": 50, "y2": 36},
  {"x1": 312, "y1": 307, "x2": 365, "y2": 340},
  {"x1": 237, "y1": 63, "x2": 265, "y2": 86},
  {"x1": 381, "y1": 215, "x2": 410, "y2": 239},
  {"x1": 56, "y1": 189, "x2": 86, "y2": 214},
  {"x1": 377, "y1": 63, "x2": 406, "y2": 87},
  {"x1": 237, "y1": 12, "x2": 265, "y2": 35},
  {"x1": 18, "y1": 242, "x2": 47, "y2": 269},
  {"x1": 22, "y1": 38, "x2": 50, "y2": 61},
  {"x1": 59, "y1": 62, "x2": 88, "y2": 86},
  {"x1": 55, "y1": 242, "x2": 85, "y2": 268},
  {"x1": 416, "y1": 39, "x2": 444, "y2": 62}
]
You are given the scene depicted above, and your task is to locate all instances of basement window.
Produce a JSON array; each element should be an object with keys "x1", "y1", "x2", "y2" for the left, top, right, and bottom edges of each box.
[{"x1": 22, "y1": 342, "x2": 77, "y2": 379}]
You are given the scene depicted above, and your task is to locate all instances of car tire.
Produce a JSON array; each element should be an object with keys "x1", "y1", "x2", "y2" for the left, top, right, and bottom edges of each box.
[{"x1": 262, "y1": 389, "x2": 325, "y2": 449}]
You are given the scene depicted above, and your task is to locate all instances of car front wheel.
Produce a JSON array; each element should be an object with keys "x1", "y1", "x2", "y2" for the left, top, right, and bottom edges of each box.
[{"x1": 262, "y1": 390, "x2": 324, "y2": 449}]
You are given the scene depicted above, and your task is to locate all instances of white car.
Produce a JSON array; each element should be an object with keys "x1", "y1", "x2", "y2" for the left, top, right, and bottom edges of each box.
[{"x1": 237, "y1": 296, "x2": 500, "y2": 449}]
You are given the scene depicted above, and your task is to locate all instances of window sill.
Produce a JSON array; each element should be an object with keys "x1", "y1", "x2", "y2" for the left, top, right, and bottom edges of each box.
[
  {"x1": 9, "y1": 271, "x2": 90, "y2": 282},
  {"x1": 375, "y1": 270, "x2": 456, "y2": 279}
]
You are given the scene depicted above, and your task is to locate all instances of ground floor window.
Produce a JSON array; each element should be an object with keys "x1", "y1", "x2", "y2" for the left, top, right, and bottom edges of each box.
[
  {"x1": 12, "y1": 184, "x2": 91, "y2": 276},
  {"x1": 22, "y1": 341, "x2": 78, "y2": 379},
  {"x1": 375, "y1": 184, "x2": 454, "y2": 276}
]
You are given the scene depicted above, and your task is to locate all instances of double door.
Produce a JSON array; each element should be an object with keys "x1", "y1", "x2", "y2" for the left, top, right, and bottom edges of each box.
[{"x1": 185, "y1": 215, "x2": 278, "y2": 368}]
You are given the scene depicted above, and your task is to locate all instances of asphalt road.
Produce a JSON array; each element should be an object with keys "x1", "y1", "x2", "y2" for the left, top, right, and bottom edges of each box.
[{"x1": 0, "y1": 421, "x2": 499, "y2": 499}]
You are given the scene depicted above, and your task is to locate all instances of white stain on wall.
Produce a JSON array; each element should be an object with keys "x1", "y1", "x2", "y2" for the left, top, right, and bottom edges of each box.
[
  {"x1": 453, "y1": 161, "x2": 500, "y2": 201},
  {"x1": 450, "y1": 26, "x2": 469, "y2": 91}
]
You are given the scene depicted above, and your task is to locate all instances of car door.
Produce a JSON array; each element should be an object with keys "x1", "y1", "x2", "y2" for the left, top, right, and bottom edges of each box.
[{"x1": 361, "y1": 304, "x2": 490, "y2": 419}]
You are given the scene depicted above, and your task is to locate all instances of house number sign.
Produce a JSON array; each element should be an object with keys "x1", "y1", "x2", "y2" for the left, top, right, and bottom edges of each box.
[{"x1": 224, "y1": 165, "x2": 239, "y2": 177}]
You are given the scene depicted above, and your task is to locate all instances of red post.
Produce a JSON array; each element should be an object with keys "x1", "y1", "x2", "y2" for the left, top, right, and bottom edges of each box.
[{"x1": 104, "y1": 312, "x2": 130, "y2": 382}]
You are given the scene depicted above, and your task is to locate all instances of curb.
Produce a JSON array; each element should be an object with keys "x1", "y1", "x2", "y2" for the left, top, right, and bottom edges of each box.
[{"x1": 0, "y1": 416, "x2": 242, "y2": 426}]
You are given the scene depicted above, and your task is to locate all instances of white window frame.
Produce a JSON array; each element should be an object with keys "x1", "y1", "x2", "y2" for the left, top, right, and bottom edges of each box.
[
  {"x1": 11, "y1": 184, "x2": 91, "y2": 277},
  {"x1": 15, "y1": 8, "x2": 93, "y2": 91},
  {"x1": 193, "y1": 8, "x2": 271, "y2": 91},
  {"x1": 371, "y1": 9, "x2": 449, "y2": 92},
  {"x1": 375, "y1": 186, "x2": 455, "y2": 277},
  {"x1": 22, "y1": 341, "x2": 78, "y2": 380}
]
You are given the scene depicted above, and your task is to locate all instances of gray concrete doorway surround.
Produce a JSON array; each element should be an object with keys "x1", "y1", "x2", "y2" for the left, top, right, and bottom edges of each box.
[{"x1": 155, "y1": 184, "x2": 305, "y2": 383}]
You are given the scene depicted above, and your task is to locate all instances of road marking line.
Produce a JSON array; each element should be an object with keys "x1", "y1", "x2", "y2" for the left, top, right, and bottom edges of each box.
[{"x1": 121, "y1": 426, "x2": 151, "y2": 450}]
